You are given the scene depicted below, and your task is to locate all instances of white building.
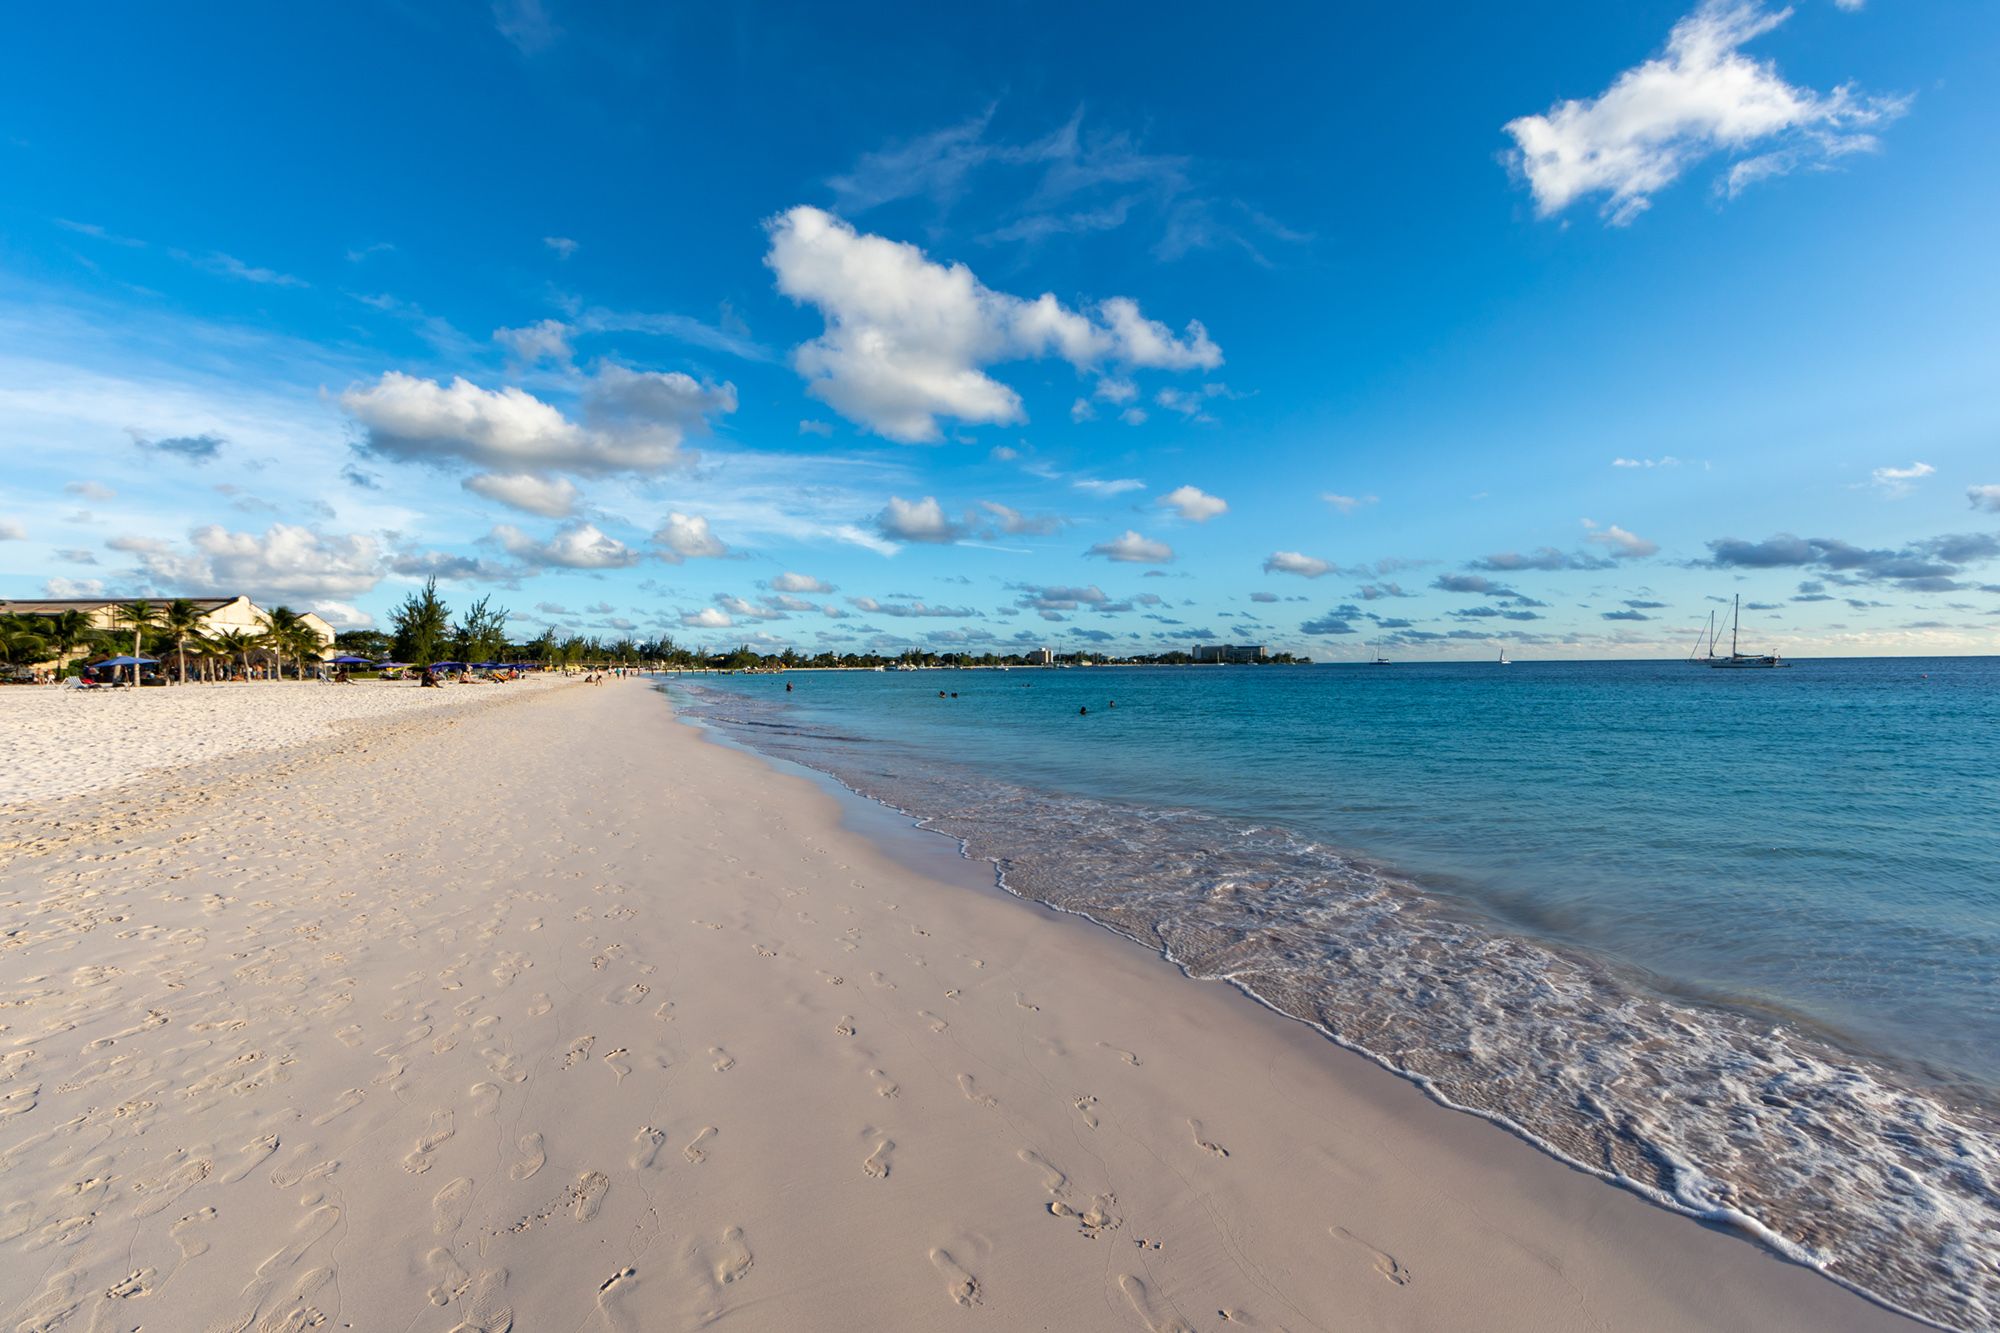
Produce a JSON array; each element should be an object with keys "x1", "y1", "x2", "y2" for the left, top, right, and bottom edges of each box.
[{"x1": 1, "y1": 595, "x2": 336, "y2": 663}]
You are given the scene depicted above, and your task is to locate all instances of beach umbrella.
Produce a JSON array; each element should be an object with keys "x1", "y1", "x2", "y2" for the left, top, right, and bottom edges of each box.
[
  {"x1": 93, "y1": 655, "x2": 158, "y2": 666},
  {"x1": 330, "y1": 654, "x2": 374, "y2": 665}
]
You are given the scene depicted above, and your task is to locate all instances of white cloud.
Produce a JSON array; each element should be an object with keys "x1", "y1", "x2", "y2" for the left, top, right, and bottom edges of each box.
[
  {"x1": 768, "y1": 571, "x2": 835, "y2": 593},
  {"x1": 312, "y1": 600, "x2": 375, "y2": 629},
  {"x1": 544, "y1": 236, "x2": 579, "y2": 259},
  {"x1": 44, "y1": 577, "x2": 106, "y2": 598},
  {"x1": 976, "y1": 500, "x2": 1066, "y2": 536},
  {"x1": 1073, "y1": 477, "x2": 1145, "y2": 497},
  {"x1": 1969, "y1": 485, "x2": 2000, "y2": 514},
  {"x1": 1613, "y1": 455, "x2": 1682, "y2": 468},
  {"x1": 493, "y1": 521, "x2": 640, "y2": 570},
  {"x1": 1070, "y1": 397, "x2": 1096, "y2": 423},
  {"x1": 1264, "y1": 550, "x2": 1334, "y2": 578},
  {"x1": 0, "y1": 519, "x2": 24, "y2": 541},
  {"x1": 763, "y1": 206, "x2": 1221, "y2": 442},
  {"x1": 875, "y1": 495, "x2": 965, "y2": 544},
  {"x1": 1094, "y1": 377, "x2": 1139, "y2": 404},
  {"x1": 1086, "y1": 530, "x2": 1174, "y2": 564},
  {"x1": 653, "y1": 511, "x2": 729, "y2": 563},
  {"x1": 1868, "y1": 460, "x2": 1933, "y2": 498},
  {"x1": 680, "y1": 606, "x2": 733, "y2": 628},
  {"x1": 1322, "y1": 492, "x2": 1378, "y2": 515},
  {"x1": 847, "y1": 597, "x2": 977, "y2": 618},
  {"x1": 1584, "y1": 523, "x2": 1661, "y2": 558},
  {"x1": 1119, "y1": 407, "x2": 1148, "y2": 426},
  {"x1": 716, "y1": 594, "x2": 788, "y2": 622},
  {"x1": 462, "y1": 471, "x2": 580, "y2": 517},
  {"x1": 121, "y1": 523, "x2": 385, "y2": 600},
  {"x1": 494, "y1": 319, "x2": 573, "y2": 365},
  {"x1": 798, "y1": 419, "x2": 834, "y2": 436},
  {"x1": 340, "y1": 368, "x2": 732, "y2": 476},
  {"x1": 63, "y1": 481, "x2": 116, "y2": 501},
  {"x1": 1504, "y1": 0, "x2": 1907, "y2": 224},
  {"x1": 1157, "y1": 485, "x2": 1227, "y2": 522}
]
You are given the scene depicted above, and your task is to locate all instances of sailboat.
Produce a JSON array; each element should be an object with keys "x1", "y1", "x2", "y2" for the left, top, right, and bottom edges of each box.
[
  {"x1": 1365, "y1": 640, "x2": 1391, "y2": 665},
  {"x1": 1497, "y1": 648, "x2": 1510, "y2": 665},
  {"x1": 1706, "y1": 595, "x2": 1789, "y2": 669}
]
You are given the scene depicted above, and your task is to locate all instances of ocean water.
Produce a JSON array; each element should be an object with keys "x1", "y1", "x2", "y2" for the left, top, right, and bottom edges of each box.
[{"x1": 666, "y1": 659, "x2": 2000, "y2": 1328}]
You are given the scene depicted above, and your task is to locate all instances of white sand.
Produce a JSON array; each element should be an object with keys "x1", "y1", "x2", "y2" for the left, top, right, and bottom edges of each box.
[
  {"x1": 0, "y1": 680, "x2": 1925, "y2": 1331},
  {"x1": 0, "y1": 677, "x2": 560, "y2": 806}
]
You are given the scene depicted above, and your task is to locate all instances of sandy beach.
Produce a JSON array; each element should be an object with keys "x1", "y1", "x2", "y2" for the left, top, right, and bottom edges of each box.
[{"x1": 0, "y1": 678, "x2": 1927, "y2": 1331}]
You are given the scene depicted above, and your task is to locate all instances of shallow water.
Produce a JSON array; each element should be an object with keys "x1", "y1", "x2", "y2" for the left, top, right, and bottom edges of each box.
[{"x1": 668, "y1": 660, "x2": 2000, "y2": 1328}]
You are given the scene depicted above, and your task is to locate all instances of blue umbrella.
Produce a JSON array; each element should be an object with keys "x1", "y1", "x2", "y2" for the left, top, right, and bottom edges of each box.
[
  {"x1": 93, "y1": 655, "x2": 159, "y2": 667},
  {"x1": 330, "y1": 654, "x2": 374, "y2": 665}
]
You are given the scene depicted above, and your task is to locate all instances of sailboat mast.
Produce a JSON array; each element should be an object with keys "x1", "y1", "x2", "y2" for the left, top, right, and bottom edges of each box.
[{"x1": 1732, "y1": 595, "x2": 1741, "y2": 657}]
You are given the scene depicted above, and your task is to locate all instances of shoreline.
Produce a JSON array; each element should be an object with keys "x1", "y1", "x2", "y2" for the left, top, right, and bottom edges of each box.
[{"x1": 0, "y1": 679, "x2": 1932, "y2": 1330}]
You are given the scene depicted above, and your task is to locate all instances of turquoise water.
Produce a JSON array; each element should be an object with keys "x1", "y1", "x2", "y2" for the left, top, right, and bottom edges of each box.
[{"x1": 670, "y1": 660, "x2": 2000, "y2": 1327}]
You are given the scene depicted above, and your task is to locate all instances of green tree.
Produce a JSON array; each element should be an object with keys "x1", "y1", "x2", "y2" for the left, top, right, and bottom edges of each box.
[
  {"x1": 115, "y1": 600, "x2": 159, "y2": 672},
  {"x1": 39, "y1": 609, "x2": 95, "y2": 679},
  {"x1": 391, "y1": 578, "x2": 451, "y2": 667},
  {"x1": 451, "y1": 595, "x2": 512, "y2": 664},
  {"x1": 0, "y1": 614, "x2": 49, "y2": 668},
  {"x1": 159, "y1": 599, "x2": 207, "y2": 684}
]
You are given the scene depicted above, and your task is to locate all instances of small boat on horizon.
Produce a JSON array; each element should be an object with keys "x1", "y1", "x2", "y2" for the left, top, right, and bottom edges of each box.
[
  {"x1": 1498, "y1": 648, "x2": 1510, "y2": 665},
  {"x1": 1695, "y1": 595, "x2": 1790, "y2": 669}
]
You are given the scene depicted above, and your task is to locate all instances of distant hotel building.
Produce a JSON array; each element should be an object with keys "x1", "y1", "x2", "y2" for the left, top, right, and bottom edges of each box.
[
  {"x1": 1192, "y1": 643, "x2": 1266, "y2": 664},
  {"x1": 1031, "y1": 647, "x2": 1054, "y2": 666}
]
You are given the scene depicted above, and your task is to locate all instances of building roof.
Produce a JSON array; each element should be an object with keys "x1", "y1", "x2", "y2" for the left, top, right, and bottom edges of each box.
[{"x1": 1, "y1": 597, "x2": 239, "y2": 615}]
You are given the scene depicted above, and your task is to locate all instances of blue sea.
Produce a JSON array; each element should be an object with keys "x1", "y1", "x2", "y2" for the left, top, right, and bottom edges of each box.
[{"x1": 667, "y1": 659, "x2": 2000, "y2": 1328}]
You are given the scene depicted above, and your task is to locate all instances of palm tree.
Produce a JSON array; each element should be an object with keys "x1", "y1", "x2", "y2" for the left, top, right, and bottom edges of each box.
[
  {"x1": 0, "y1": 615, "x2": 49, "y2": 670},
  {"x1": 113, "y1": 601, "x2": 159, "y2": 683},
  {"x1": 210, "y1": 629, "x2": 254, "y2": 680},
  {"x1": 260, "y1": 606, "x2": 305, "y2": 680},
  {"x1": 159, "y1": 599, "x2": 207, "y2": 684},
  {"x1": 39, "y1": 609, "x2": 94, "y2": 680}
]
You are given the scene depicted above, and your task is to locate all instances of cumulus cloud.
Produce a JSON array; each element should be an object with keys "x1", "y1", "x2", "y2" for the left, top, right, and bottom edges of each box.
[
  {"x1": 764, "y1": 206, "x2": 1220, "y2": 442},
  {"x1": 122, "y1": 523, "x2": 384, "y2": 600},
  {"x1": 847, "y1": 596, "x2": 977, "y2": 618},
  {"x1": 1434, "y1": 573, "x2": 1523, "y2": 597},
  {"x1": 1969, "y1": 485, "x2": 2000, "y2": 514},
  {"x1": 768, "y1": 571, "x2": 835, "y2": 594},
  {"x1": 494, "y1": 318, "x2": 573, "y2": 365},
  {"x1": 1073, "y1": 477, "x2": 1145, "y2": 497},
  {"x1": 876, "y1": 495, "x2": 966, "y2": 544},
  {"x1": 0, "y1": 519, "x2": 24, "y2": 541},
  {"x1": 1707, "y1": 530, "x2": 2000, "y2": 591},
  {"x1": 653, "y1": 511, "x2": 729, "y2": 563},
  {"x1": 312, "y1": 601, "x2": 375, "y2": 629},
  {"x1": 341, "y1": 368, "x2": 733, "y2": 476},
  {"x1": 1583, "y1": 522, "x2": 1660, "y2": 557},
  {"x1": 1867, "y1": 461, "x2": 1933, "y2": 497},
  {"x1": 462, "y1": 471, "x2": 580, "y2": 517},
  {"x1": 131, "y1": 430, "x2": 225, "y2": 462},
  {"x1": 975, "y1": 501, "x2": 1066, "y2": 536},
  {"x1": 1504, "y1": 0, "x2": 1907, "y2": 224},
  {"x1": 1470, "y1": 547, "x2": 1615, "y2": 572},
  {"x1": 64, "y1": 481, "x2": 116, "y2": 501},
  {"x1": 1300, "y1": 614, "x2": 1358, "y2": 636},
  {"x1": 680, "y1": 606, "x2": 732, "y2": 628},
  {"x1": 1086, "y1": 530, "x2": 1174, "y2": 564},
  {"x1": 1263, "y1": 550, "x2": 1334, "y2": 578},
  {"x1": 1322, "y1": 492, "x2": 1378, "y2": 515},
  {"x1": 1156, "y1": 485, "x2": 1227, "y2": 522},
  {"x1": 493, "y1": 521, "x2": 640, "y2": 570}
]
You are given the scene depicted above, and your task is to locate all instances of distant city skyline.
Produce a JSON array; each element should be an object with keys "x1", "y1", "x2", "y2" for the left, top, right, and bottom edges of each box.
[{"x1": 3, "y1": 1, "x2": 1996, "y2": 657}]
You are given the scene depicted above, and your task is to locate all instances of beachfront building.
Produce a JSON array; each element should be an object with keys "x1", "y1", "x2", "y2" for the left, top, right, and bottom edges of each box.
[
  {"x1": 0, "y1": 594, "x2": 335, "y2": 669},
  {"x1": 1192, "y1": 643, "x2": 1267, "y2": 664},
  {"x1": 1031, "y1": 647, "x2": 1055, "y2": 666}
]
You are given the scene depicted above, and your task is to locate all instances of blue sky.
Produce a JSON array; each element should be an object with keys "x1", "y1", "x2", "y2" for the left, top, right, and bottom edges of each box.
[{"x1": 2, "y1": 0, "x2": 1996, "y2": 658}]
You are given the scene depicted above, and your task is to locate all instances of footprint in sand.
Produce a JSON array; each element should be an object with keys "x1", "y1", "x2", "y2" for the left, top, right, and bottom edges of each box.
[
  {"x1": 170, "y1": 1206, "x2": 216, "y2": 1260},
  {"x1": 631, "y1": 1127, "x2": 667, "y2": 1170},
  {"x1": 1118, "y1": 1273, "x2": 1195, "y2": 1333},
  {"x1": 572, "y1": 1171, "x2": 610, "y2": 1222},
  {"x1": 683, "y1": 1126, "x2": 718, "y2": 1164},
  {"x1": 403, "y1": 1109, "x2": 456, "y2": 1174},
  {"x1": 918, "y1": 1010, "x2": 950, "y2": 1033},
  {"x1": 456, "y1": 1266, "x2": 514, "y2": 1333},
  {"x1": 220, "y1": 1134, "x2": 279, "y2": 1184},
  {"x1": 602, "y1": 1048, "x2": 632, "y2": 1081},
  {"x1": 509, "y1": 1132, "x2": 546, "y2": 1181},
  {"x1": 702, "y1": 1225, "x2": 754, "y2": 1286},
  {"x1": 561, "y1": 1035, "x2": 596, "y2": 1070},
  {"x1": 709, "y1": 1046, "x2": 736, "y2": 1072},
  {"x1": 469, "y1": 1082, "x2": 501, "y2": 1117},
  {"x1": 862, "y1": 1136, "x2": 894, "y2": 1179},
  {"x1": 1018, "y1": 1148, "x2": 1067, "y2": 1195},
  {"x1": 868, "y1": 1068, "x2": 900, "y2": 1098},
  {"x1": 1014, "y1": 992, "x2": 1041, "y2": 1012},
  {"x1": 928, "y1": 1248, "x2": 981, "y2": 1307},
  {"x1": 425, "y1": 1245, "x2": 470, "y2": 1306},
  {"x1": 834, "y1": 1015, "x2": 856, "y2": 1037},
  {"x1": 957, "y1": 1074, "x2": 997, "y2": 1107},
  {"x1": 1332, "y1": 1226, "x2": 1411, "y2": 1286},
  {"x1": 432, "y1": 1177, "x2": 473, "y2": 1235},
  {"x1": 868, "y1": 971, "x2": 895, "y2": 989},
  {"x1": 1073, "y1": 1096, "x2": 1101, "y2": 1130},
  {"x1": 1188, "y1": 1119, "x2": 1229, "y2": 1158},
  {"x1": 1098, "y1": 1043, "x2": 1142, "y2": 1066}
]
